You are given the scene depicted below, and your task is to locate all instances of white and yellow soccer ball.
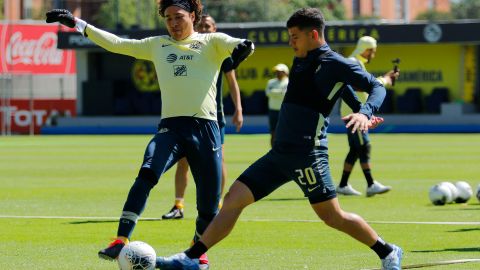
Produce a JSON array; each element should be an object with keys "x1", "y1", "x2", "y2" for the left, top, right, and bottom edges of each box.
[
  {"x1": 429, "y1": 184, "x2": 452, "y2": 206},
  {"x1": 118, "y1": 241, "x2": 156, "y2": 270},
  {"x1": 454, "y1": 181, "x2": 472, "y2": 203}
]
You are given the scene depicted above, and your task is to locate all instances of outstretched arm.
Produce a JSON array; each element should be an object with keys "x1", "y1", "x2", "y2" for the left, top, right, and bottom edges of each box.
[
  {"x1": 231, "y1": 40, "x2": 255, "y2": 69},
  {"x1": 225, "y1": 70, "x2": 243, "y2": 132},
  {"x1": 46, "y1": 9, "x2": 153, "y2": 60}
]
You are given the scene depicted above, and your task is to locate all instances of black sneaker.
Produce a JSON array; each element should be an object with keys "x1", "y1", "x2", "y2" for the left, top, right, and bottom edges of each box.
[
  {"x1": 98, "y1": 239, "x2": 125, "y2": 260},
  {"x1": 162, "y1": 205, "x2": 184, "y2": 220}
]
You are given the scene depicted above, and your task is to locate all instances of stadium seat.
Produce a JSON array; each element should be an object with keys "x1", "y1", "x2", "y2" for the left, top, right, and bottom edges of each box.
[
  {"x1": 396, "y1": 88, "x2": 423, "y2": 113},
  {"x1": 243, "y1": 90, "x2": 268, "y2": 115},
  {"x1": 424, "y1": 87, "x2": 450, "y2": 113},
  {"x1": 378, "y1": 89, "x2": 395, "y2": 114},
  {"x1": 82, "y1": 81, "x2": 114, "y2": 115}
]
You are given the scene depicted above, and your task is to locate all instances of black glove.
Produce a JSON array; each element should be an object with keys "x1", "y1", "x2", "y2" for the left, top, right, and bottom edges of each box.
[
  {"x1": 231, "y1": 40, "x2": 254, "y2": 69},
  {"x1": 46, "y1": 9, "x2": 76, "y2": 28}
]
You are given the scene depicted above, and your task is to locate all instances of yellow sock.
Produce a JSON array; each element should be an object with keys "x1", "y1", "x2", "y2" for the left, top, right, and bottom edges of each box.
[{"x1": 175, "y1": 198, "x2": 184, "y2": 209}]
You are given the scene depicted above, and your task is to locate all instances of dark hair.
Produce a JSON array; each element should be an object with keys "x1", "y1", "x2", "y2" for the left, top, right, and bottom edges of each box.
[
  {"x1": 286, "y1": 8, "x2": 325, "y2": 33},
  {"x1": 201, "y1": 14, "x2": 216, "y2": 24},
  {"x1": 159, "y1": 0, "x2": 203, "y2": 25}
]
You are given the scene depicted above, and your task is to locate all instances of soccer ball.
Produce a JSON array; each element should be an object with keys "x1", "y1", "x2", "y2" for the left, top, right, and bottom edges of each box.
[
  {"x1": 454, "y1": 181, "x2": 472, "y2": 203},
  {"x1": 118, "y1": 241, "x2": 156, "y2": 270},
  {"x1": 477, "y1": 184, "x2": 480, "y2": 202},
  {"x1": 439, "y1": 182, "x2": 457, "y2": 203},
  {"x1": 429, "y1": 184, "x2": 452, "y2": 206}
]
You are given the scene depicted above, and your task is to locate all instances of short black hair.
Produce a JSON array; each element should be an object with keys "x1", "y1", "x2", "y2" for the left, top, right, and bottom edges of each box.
[
  {"x1": 159, "y1": 0, "x2": 203, "y2": 25},
  {"x1": 286, "y1": 8, "x2": 325, "y2": 33}
]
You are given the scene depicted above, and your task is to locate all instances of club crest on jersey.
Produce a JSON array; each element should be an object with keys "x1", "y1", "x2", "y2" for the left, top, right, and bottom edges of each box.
[
  {"x1": 166, "y1": 54, "x2": 177, "y2": 63},
  {"x1": 174, "y1": 65, "x2": 187, "y2": 76},
  {"x1": 189, "y1": 41, "x2": 202, "y2": 49}
]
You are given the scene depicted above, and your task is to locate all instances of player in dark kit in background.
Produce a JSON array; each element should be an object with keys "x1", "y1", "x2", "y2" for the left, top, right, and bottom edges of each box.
[
  {"x1": 337, "y1": 36, "x2": 399, "y2": 197},
  {"x1": 156, "y1": 7, "x2": 402, "y2": 270}
]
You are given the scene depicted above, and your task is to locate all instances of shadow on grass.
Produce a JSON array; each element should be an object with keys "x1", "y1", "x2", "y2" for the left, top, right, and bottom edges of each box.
[
  {"x1": 261, "y1": 197, "x2": 307, "y2": 202},
  {"x1": 68, "y1": 218, "x2": 162, "y2": 225},
  {"x1": 428, "y1": 207, "x2": 480, "y2": 211},
  {"x1": 412, "y1": 247, "x2": 480, "y2": 253},
  {"x1": 447, "y1": 227, "x2": 480, "y2": 233}
]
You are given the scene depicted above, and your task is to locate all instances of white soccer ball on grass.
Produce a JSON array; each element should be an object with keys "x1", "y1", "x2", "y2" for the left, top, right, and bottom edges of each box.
[
  {"x1": 429, "y1": 184, "x2": 452, "y2": 206},
  {"x1": 118, "y1": 241, "x2": 156, "y2": 270},
  {"x1": 438, "y1": 182, "x2": 458, "y2": 203},
  {"x1": 454, "y1": 181, "x2": 472, "y2": 203},
  {"x1": 477, "y1": 184, "x2": 480, "y2": 202}
]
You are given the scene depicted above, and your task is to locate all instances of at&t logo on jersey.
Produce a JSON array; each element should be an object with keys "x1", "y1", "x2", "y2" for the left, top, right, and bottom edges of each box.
[{"x1": 166, "y1": 54, "x2": 177, "y2": 63}]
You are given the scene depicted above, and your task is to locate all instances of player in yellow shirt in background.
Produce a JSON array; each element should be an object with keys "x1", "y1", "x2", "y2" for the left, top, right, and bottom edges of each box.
[
  {"x1": 265, "y1": 63, "x2": 289, "y2": 146},
  {"x1": 46, "y1": 1, "x2": 254, "y2": 269},
  {"x1": 337, "y1": 36, "x2": 399, "y2": 197}
]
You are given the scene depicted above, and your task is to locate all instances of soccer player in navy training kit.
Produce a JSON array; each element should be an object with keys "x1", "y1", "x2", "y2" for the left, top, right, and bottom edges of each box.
[
  {"x1": 156, "y1": 8, "x2": 403, "y2": 270},
  {"x1": 46, "y1": 1, "x2": 254, "y2": 269}
]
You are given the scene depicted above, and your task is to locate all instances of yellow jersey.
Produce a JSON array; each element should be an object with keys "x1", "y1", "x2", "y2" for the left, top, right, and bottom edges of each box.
[{"x1": 86, "y1": 25, "x2": 244, "y2": 121}]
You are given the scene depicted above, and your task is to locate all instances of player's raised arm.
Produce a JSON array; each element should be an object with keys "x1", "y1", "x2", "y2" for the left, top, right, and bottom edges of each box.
[
  {"x1": 46, "y1": 9, "x2": 154, "y2": 60},
  {"x1": 339, "y1": 60, "x2": 386, "y2": 120}
]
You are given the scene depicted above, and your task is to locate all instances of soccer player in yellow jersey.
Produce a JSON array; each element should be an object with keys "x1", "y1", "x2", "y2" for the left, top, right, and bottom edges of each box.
[
  {"x1": 337, "y1": 36, "x2": 399, "y2": 197},
  {"x1": 46, "y1": 1, "x2": 254, "y2": 269},
  {"x1": 162, "y1": 14, "x2": 244, "y2": 221}
]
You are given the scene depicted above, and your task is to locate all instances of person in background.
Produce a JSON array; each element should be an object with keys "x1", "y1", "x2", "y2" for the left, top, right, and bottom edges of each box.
[
  {"x1": 337, "y1": 36, "x2": 399, "y2": 197},
  {"x1": 162, "y1": 14, "x2": 243, "y2": 220},
  {"x1": 265, "y1": 63, "x2": 289, "y2": 146}
]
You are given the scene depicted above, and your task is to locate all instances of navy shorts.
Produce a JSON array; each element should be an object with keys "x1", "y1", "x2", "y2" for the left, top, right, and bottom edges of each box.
[
  {"x1": 219, "y1": 125, "x2": 225, "y2": 145},
  {"x1": 268, "y1": 109, "x2": 280, "y2": 132},
  {"x1": 146, "y1": 117, "x2": 222, "y2": 214},
  {"x1": 347, "y1": 128, "x2": 370, "y2": 149},
  {"x1": 237, "y1": 146, "x2": 337, "y2": 204}
]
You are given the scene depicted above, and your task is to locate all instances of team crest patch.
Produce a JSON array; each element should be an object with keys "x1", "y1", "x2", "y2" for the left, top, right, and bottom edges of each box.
[
  {"x1": 174, "y1": 65, "x2": 187, "y2": 76},
  {"x1": 189, "y1": 41, "x2": 202, "y2": 49}
]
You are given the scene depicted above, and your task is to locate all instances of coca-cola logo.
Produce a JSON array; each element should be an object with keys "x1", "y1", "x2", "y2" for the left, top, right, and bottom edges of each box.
[
  {"x1": 0, "y1": 24, "x2": 76, "y2": 74},
  {"x1": 6, "y1": 31, "x2": 63, "y2": 66}
]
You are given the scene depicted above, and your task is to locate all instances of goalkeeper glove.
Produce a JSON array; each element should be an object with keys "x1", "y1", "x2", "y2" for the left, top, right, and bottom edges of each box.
[{"x1": 46, "y1": 9, "x2": 88, "y2": 36}]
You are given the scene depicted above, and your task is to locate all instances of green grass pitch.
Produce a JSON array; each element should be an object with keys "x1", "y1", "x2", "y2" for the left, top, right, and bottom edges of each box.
[{"x1": 0, "y1": 134, "x2": 479, "y2": 269}]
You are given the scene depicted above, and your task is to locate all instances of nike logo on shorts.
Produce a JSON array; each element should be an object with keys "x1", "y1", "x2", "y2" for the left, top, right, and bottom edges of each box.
[
  {"x1": 307, "y1": 186, "x2": 320, "y2": 192},
  {"x1": 212, "y1": 146, "x2": 221, "y2": 151}
]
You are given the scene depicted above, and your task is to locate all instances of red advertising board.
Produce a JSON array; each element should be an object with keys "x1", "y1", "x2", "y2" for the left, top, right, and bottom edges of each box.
[
  {"x1": 0, "y1": 23, "x2": 76, "y2": 74},
  {"x1": 0, "y1": 99, "x2": 76, "y2": 134}
]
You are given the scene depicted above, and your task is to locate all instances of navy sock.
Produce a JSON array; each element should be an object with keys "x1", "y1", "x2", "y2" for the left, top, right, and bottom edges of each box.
[
  {"x1": 339, "y1": 170, "x2": 351, "y2": 187},
  {"x1": 117, "y1": 178, "x2": 154, "y2": 238},
  {"x1": 370, "y1": 238, "x2": 393, "y2": 259},
  {"x1": 185, "y1": 241, "x2": 208, "y2": 259},
  {"x1": 363, "y1": 168, "x2": 375, "y2": 186}
]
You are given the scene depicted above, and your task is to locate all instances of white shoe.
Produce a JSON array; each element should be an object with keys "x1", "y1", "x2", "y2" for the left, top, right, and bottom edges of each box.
[
  {"x1": 336, "y1": 185, "x2": 362, "y2": 196},
  {"x1": 156, "y1": 252, "x2": 200, "y2": 270},
  {"x1": 381, "y1": 244, "x2": 403, "y2": 270},
  {"x1": 367, "y1": 181, "x2": 391, "y2": 197}
]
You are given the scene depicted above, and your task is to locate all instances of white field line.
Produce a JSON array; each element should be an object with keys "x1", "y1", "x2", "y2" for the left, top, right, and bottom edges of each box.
[{"x1": 0, "y1": 215, "x2": 479, "y2": 225}]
